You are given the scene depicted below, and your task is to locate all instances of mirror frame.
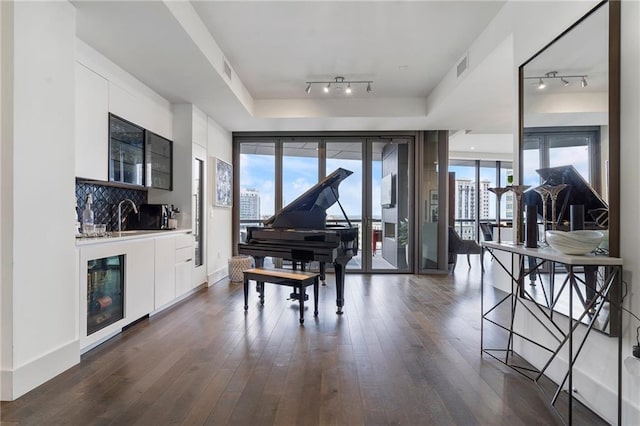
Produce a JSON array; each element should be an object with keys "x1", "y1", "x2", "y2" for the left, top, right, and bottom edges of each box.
[{"x1": 518, "y1": 0, "x2": 620, "y2": 258}]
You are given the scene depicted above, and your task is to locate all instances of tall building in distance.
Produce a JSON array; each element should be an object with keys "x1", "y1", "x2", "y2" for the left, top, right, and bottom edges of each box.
[
  {"x1": 240, "y1": 188, "x2": 260, "y2": 221},
  {"x1": 479, "y1": 179, "x2": 491, "y2": 219},
  {"x1": 455, "y1": 178, "x2": 492, "y2": 239}
]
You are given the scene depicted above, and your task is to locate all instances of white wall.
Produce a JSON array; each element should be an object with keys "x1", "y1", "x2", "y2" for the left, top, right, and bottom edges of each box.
[
  {"x1": 0, "y1": 0, "x2": 13, "y2": 399},
  {"x1": 1, "y1": 1, "x2": 79, "y2": 400},
  {"x1": 207, "y1": 117, "x2": 232, "y2": 283}
]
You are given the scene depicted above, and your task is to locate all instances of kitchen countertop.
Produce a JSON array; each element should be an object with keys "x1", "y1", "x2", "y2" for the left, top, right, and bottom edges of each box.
[{"x1": 75, "y1": 228, "x2": 192, "y2": 246}]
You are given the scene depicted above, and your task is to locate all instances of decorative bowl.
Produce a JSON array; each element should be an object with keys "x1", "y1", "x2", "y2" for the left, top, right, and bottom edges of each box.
[{"x1": 545, "y1": 230, "x2": 604, "y2": 255}]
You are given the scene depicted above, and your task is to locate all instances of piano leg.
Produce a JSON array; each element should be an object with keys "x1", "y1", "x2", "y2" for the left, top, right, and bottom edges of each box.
[
  {"x1": 254, "y1": 256, "x2": 265, "y2": 293},
  {"x1": 334, "y1": 262, "x2": 345, "y2": 314},
  {"x1": 320, "y1": 262, "x2": 327, "y2": 286}
]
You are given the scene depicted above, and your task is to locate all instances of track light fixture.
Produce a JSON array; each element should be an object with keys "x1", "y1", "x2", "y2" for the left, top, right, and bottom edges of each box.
[
  {"x1": 525, "y1": 71, "x2": 588, "y2": 90},
  {"x1": 305, "y1": 76, "x2": 373, "y2": 95}
]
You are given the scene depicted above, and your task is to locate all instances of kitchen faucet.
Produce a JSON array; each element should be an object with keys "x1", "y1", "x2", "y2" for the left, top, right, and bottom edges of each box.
[{"x1": 117, "y1": 199, "x2": 138, "y2": 232}]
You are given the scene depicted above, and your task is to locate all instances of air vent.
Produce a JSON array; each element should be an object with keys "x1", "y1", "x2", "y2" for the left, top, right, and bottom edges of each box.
[
  {"x1": 457, "y1": 54, "x2": 468, "y2": 78},
  {"x1": 223, "y1": 61, "x2": 232, "y2": 80}
]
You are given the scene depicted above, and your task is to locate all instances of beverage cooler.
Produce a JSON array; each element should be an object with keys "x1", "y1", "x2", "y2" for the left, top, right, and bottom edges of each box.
[{"x1": 86, "y1": 255, "x2": 124, "y2": 335}]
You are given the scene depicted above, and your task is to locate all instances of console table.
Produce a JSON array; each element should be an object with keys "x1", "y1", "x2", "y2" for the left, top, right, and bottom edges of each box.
[{"x1": 481, "y1": 241, "x2": 623, "y2": 425}]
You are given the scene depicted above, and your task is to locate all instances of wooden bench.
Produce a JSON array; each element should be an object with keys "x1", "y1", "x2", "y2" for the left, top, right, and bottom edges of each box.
[{"x1": 243, "y1": 268, "x2": 320, "y2": 324}]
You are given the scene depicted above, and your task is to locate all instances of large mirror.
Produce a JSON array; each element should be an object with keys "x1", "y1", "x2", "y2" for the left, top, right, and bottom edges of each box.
[{"x1": 518, "y1": 0, "x2": 620, "y2": 335}]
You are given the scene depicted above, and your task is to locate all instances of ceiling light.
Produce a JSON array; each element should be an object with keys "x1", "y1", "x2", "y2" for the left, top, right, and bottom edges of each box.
[
  {"x1": 525, "y1": 71, "x2": 588, "y2": 89},
  {"x1": 537, "y1": 78, "x2": 546, "y2": 90},
  {"x1": 305, "y1": 76, "x2": 374, "y2": 95}
]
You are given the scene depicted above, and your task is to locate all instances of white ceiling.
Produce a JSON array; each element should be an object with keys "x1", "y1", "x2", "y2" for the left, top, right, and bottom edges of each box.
[{"x1": 73, "y1": 1, "x2": 512, "y2": 133}]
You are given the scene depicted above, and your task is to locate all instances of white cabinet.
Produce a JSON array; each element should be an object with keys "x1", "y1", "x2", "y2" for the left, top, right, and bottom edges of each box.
[
  {"x1": 75, "y1": 62, "x2": 108, "y2": 180},
  {"x1": 109, "y1": 82, "x2": 172, "y2": 140},
  {"x1": 154, "y1": 234, "x2": 193, "y2": 307},
  {"x1": 175, "y1": 234, "x2": 194, "y2": 297},
  {"x1": 154, "y1": 236, "x2": 176, "y2": 309},
  {"x1": 125, "y1": 239, "x2": 155, "y2": 320}
]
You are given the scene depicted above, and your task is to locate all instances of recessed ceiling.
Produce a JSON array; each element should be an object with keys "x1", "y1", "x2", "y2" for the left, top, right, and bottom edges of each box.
[
  {"x1": 191, "y1": 1, "x2": 505, "y2": 99},
  {"x1": 73, "y1": 1, "x2": 511, "y2": 133}
]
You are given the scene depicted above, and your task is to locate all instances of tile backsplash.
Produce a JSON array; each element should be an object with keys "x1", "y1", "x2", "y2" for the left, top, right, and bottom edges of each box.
[{"x1": 76, "y1": 181, "x2": 147, "y2": 232}]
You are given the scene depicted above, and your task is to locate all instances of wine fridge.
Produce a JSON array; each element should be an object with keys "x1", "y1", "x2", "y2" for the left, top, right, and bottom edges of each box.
[{"x1": 87, "y1": 255, "x2": 124, "y2": 335}]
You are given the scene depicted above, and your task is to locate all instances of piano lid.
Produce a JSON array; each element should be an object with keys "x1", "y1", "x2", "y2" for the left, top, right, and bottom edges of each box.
[
  {"x1": 524, "y1": 164, "x2": 607, "y2": 225},
  {"x1": 263, "y1": 168, "x2": 353, "y2": 227}
]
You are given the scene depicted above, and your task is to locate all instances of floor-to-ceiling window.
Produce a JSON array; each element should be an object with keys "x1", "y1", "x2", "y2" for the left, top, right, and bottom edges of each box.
[
  {"x1": 238, "y1": 141, "x2": 276, "y2": 266},
  {"x1": 449, "y1": 159, "x2": 513, "y2": 241},
  {"x1": 326, "y1": 140, "x2": 362, "y2": 270},
  {"x1": 234, "y1": 134, "x2": 414, "y2": 273},
  {"x1": 523, "y1": 127, "x2": 599, "y2": 188}
]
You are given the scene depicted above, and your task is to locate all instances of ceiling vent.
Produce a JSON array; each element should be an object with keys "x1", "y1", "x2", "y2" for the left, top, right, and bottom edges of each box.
[
  {"x1": 457, "y1": 54, "x2": 468, "y2": 78},
  {"x1": 223, "y1": 60, "x2": 232, "y2": 80}
]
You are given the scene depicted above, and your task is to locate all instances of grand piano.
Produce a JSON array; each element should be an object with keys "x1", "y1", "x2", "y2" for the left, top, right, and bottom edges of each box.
[
  {"x1": 524, "y1": 164, "x2": 608, "y2": 229},
  {"x1": 237, "y1": 168, "x2": 359, "y2": 314}
]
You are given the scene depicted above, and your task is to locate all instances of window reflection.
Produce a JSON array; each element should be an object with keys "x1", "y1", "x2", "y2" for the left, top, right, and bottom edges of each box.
[{"x1": 449, "y1": 159, "x2": 513, "y2": 241}]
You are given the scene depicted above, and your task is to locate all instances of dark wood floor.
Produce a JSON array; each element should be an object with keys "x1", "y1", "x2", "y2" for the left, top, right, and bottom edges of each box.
[{"x1": 1, "y1": 259, "x2": 605, "y2": 425}]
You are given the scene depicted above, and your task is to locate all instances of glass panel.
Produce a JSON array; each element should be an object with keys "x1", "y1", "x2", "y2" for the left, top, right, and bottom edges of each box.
[
  {"x1": 500, "y1": 162, "x2": 515, "y2": 220},
  {"x1": 87, "y1": 255, "x2": 124, "y2": 335},
  {"x1": 326, "y1": 141, "x2": 362, "y2": 270},
  {"x1": 282, "y1": 141, "x2": 319, "y2": 205},
  {"x1": 239, "y1": 142, "x2": 276, "y2": 266},
  {"x1": 449, "y1": 160, "x2": 476, "y2": 240},
  {"x1": 194, "y1": 158, "x2": 204, "y2": 267},
  {"x1": 109, "y1": 115, "x2": 144, "y2": 186},
  {"x1": 146, "y1": 132, "x2": 172, "y2": 190},
  {"x1": 421, "y1": 132, "x2": 439, "y2": 269},
  {"x1": 523, "y1": 136, "x2": 542, "y2": 187},
  {"x1": 479, "y1": 165, "x2": 497, "y2": 238},
  {"x1": 374, "y1": 139, "x2": 410, "y2": 271},
  {"x1": 549, "y1": 134, "x2": 590, "y2": 181}
]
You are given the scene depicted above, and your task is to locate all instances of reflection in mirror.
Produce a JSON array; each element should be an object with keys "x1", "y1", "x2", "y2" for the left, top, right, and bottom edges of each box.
[{"x1": 519, "y1": 1, "x2": 620, "y2": 335}]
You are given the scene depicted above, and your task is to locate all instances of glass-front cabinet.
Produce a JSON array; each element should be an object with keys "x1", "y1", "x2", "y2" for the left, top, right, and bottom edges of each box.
[
  {"x1": 109, "y1": 114, "x2": 173, "y2": 190},
  {"x1": 86, "y1": 255, "x2": 124, "y2": 336},
  {"x1": 109, "y1": 114, "x2": 145, "y2": 186},
  {"x1": 146, "y1": 131, "x2": 172, "y2": 190}
]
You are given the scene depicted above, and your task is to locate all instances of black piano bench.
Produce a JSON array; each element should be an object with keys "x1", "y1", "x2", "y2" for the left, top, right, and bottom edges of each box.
[{"x1": 243, "y1": 268, "x2": 319, "y2": 324}]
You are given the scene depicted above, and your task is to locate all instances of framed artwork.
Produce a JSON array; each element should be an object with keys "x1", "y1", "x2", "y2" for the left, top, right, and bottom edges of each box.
[
  {"x1": 430, "y1": 205, "x2": 439, "y2": 223},
  {"x1": 214, "y1": 157, "x2": 233, "y2": 207},
  {"x1": 429, "y1": 190, "x2": 438, "y2": 204}
]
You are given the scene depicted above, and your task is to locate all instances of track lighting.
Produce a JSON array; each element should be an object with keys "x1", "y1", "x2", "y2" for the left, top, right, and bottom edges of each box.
[
  {"x1": 305, "y1": 76, "x2": 374, "y2": 95},
  {"x1": 525, "y1": 70, "x2": 588, "y2": 89}
]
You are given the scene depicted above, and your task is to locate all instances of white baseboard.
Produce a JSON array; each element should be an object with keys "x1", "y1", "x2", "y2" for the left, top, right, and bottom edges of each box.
[
  {"x1": 1, "y1": 339, "x2": 80, "y2": 401},
  {"x1": 208, "y1": 266, "x2": 228, "y2": 286}
]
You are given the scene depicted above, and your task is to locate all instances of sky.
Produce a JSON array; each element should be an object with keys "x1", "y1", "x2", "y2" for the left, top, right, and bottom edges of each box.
[{"x1": 239, "y1": 153, "x2": 382, "y2": 221}]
